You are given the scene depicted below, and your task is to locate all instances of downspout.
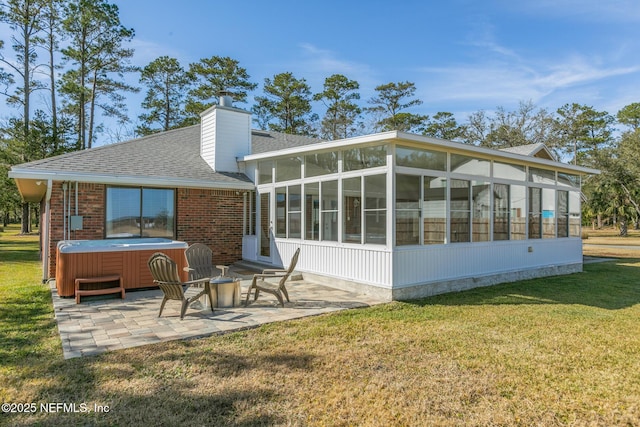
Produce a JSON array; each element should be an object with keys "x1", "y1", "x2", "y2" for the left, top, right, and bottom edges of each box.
[
  {"x1": 42, "y1": 179, "x2": 53, "y2": 283},
  {"x1": 67, "y1": 182, "x2": 72, "y2": 239},
  {"x1": 62, "y1": 182, "x2": 67, "y2": 241},
  {"x1": 242, "y1": 192, "x2": 247, "y2": 235},
  {"x1": 74, "y1": 181, "x2": 78, "y2": 239}
]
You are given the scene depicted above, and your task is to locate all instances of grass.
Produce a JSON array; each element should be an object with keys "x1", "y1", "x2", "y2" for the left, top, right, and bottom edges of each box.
[
  {"x1": 1, "y1": 224, "x2": 639, "y2": 426},
  {"x1": 583, "y1": 227, "x2": 640, "y2": 258}
]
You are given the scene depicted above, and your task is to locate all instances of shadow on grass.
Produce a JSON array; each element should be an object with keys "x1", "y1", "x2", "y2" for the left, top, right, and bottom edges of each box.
[
  {"x1": 408, "y1": 260, "x2": 640, "y2": 310},
  {"x1": 0, "y1": 288, "x2": 57, "y2": 366},
  {"x1": 16, "y1": 342, "x2": 312, "y2": 426}
]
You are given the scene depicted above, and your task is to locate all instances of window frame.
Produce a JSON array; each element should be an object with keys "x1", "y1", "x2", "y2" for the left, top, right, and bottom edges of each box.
[{"x1": 105, "y1": 186, "x2": 176, "y2": 239}]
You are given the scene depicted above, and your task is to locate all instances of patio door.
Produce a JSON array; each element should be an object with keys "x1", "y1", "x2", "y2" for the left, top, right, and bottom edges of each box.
[{"x1": 258, "y1": 191, "x2": 272, "y2": 262}]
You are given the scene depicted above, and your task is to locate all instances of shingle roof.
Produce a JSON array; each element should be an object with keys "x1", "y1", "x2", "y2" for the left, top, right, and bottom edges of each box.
[
  {"x1": 251, "y1": 129, "x2": 324, "y2": 154},
  {"x1": 499, "y1": 143, "x2": 555, "y2": 160},
  {"x1": 12, "y1": 125, "x2": 324, "y2": 185}
]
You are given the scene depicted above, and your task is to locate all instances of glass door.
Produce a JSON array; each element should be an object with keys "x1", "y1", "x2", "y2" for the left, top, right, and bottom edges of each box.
[{"x1": 259, "y1": 191, "x2": 272, "y2": 261}]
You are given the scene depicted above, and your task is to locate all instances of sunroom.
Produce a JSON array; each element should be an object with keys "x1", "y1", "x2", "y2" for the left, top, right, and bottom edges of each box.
[{"x1": 241, "y1": 131, "x2": 597, "y2": 301}]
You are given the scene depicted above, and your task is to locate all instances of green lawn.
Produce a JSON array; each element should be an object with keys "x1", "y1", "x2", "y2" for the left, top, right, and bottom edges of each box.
[{"x1": 1, "y1": 224, "x2": 639, "y2": 426}]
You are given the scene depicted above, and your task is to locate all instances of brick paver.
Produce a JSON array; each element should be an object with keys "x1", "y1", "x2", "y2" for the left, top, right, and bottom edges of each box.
[{"x1": 51, "y1": 276, "x2": 385, "y2": 359}]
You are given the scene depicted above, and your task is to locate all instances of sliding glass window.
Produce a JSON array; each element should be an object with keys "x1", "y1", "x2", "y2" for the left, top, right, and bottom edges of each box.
[
  {"x1": 557, "y1": 190, "x2": 569, "y2": 238},
  {"x1": 396, "y1": 174, "x2": 421, "y2": 246},
  {"x1": 493, "y1": 184, "x2": 510, "y2": 241},
  {"x1": 542, "y1": 188, "x2": 556, "y2": 238},
  {"x1": 510, "y1": 186, "x2": 526, "y2": 240},
  {"x1": 472, "y1": 181, "x2": 490, "y2": 242},
  {"x1": 424, "y1": 176, "x2": 446, "y2": 244},
  {"x1": 364, "y1": 175, "x2": 386, "y2": 244},
  {"x1": 305, "y1": 183, "x2": 320, "y2": 240},
  {"x1": 288, "y1": 185, "x2": 301, "y2": 238},
  {"x1": 528, "y1": 187, "x2": 542, "y2": 239},
  {"x1": 343, "y1": 177, "x2": 362, "y2": 243},
  {"x1": 321, "y1": 180, "x2": 338, "y2": 241},
  {"x1": 569, "y1": 192, "x2": 581, "y2": 237},
  {"x1": 450, "y1": 179, "x2": 471, "y2": 243},
  {"x1": 275, "y1": 187, "x2": 287, "y2": 238},
  {"x1": 106, "y1": 187, "x2": 175, "y2": 238}
]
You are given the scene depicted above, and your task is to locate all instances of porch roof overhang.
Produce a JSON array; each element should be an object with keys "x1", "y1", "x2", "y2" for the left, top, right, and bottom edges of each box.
[
  {"x1": 9, "y1": 168, "x2": 255, "y2": 203},
  {"x1": 243, "y1": 131, "x2": 600, "y2": 176}
]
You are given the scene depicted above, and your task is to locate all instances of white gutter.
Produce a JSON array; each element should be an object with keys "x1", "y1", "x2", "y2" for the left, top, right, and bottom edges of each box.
[{"x1": 8, "y1": 169, "x2": 255, "y2": 190}]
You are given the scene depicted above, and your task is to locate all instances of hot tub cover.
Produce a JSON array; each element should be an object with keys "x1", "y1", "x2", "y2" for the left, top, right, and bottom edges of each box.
[{"x1": 57, "y1": 238, "x2": 188, "y2": 253}]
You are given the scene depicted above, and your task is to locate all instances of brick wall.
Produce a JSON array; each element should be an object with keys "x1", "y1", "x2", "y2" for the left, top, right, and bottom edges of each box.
[
  {"x1": 48, "y1": 182, "x2": 105, "y2": 277},
  {"x1": 46, "y1": 182, "x2": 246, "y2": 278},
  {"x1": 176, "y1": 188, "x2": 245, "y2": 265}
]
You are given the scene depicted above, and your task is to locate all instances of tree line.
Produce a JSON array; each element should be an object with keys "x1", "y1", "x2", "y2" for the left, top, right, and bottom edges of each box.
[{"x1": 1, "y1": 0, "x2": 639, "y2": 235}]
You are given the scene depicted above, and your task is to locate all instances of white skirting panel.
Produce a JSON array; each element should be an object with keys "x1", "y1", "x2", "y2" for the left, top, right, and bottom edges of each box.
[
  {"x1": 273, "y1": 240, "x2": 393, "y2": 288},
  {"x1": 393, "y1": 238, "x2": 583, "y2": 288},
  {"x1": 242, "y1": 235, "x2": 258, "y2": 262}
]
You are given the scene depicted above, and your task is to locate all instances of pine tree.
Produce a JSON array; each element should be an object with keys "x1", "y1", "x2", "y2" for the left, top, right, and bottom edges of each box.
[
  {"x1": 253, "y1": 72, "x2": 317, "y2": 136},
  {"x1": 137, "y1": 56, "x2": 191, "y2": 135}
]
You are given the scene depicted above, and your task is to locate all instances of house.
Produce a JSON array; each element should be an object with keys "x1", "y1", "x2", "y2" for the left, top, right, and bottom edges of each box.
[{"x1": 9, "y1": 96, "x2": 598, "y2": 300}]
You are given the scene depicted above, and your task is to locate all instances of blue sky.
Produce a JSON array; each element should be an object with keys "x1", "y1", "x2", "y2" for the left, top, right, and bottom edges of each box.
[{"x1": 3, "y1": 0, "x2": 640, "y2": 145}]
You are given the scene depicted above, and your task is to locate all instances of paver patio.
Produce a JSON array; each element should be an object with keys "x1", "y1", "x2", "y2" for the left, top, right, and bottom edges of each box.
[{"x1": 50, "y1": 272, "x2": 386, "y2": 359}]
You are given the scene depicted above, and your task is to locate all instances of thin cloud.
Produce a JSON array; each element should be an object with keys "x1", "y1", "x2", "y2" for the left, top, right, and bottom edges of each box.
[
  {"x1": 295, "y1": 43, "x2": 377, "y2": 90},
  {"x1": 129, "y1": 38, "x2": 192, "y2": 67},
  {"x1": 504, "y1": 0, "x2": 640, "y2": 22},
  {"x1": 416, "y1": 46, "x2": 640, "y2": 111}
]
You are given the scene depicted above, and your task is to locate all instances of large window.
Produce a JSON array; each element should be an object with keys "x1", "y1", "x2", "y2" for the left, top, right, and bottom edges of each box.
[
  {"x1": 343, "y1": 177, "x2": 362, "y2": 243},
  {"x1": 106, "y1": 187, "x2": 175, "y2": 238},
  {"x1": 451, "y1": 179, "x2": 471, "y2": 243},
  {"x1": 424, "y1": 176, "x2": 446, "y2": 244},
  {"x1": 364, "y1": 175, "x2": 386, "y2": 244},
  {"x1": 396, "y1": 174, "x2": 421, "y2": 245}
]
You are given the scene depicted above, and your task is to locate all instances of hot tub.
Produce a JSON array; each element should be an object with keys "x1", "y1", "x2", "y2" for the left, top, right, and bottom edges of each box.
[{"x1": 55, "y1": 238, "x2": 189, "y2": 297}]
